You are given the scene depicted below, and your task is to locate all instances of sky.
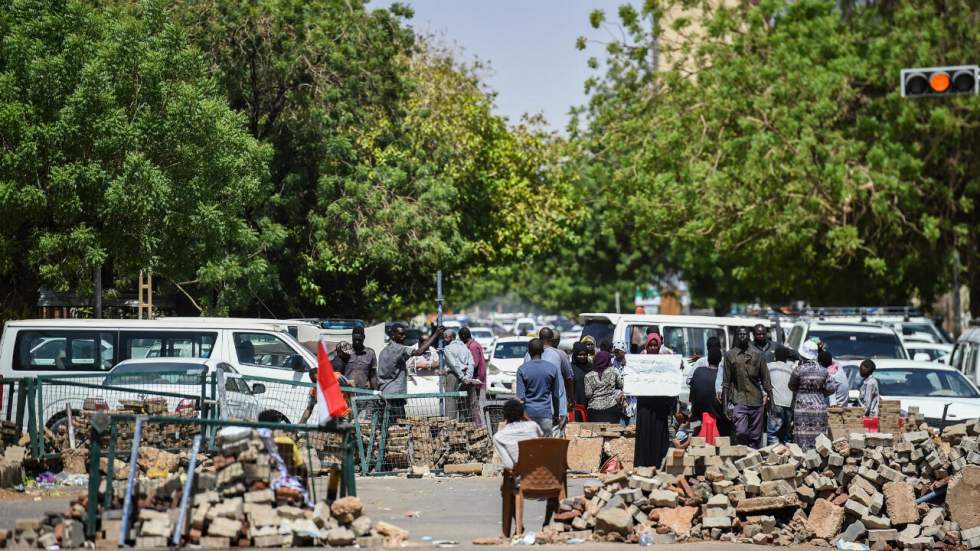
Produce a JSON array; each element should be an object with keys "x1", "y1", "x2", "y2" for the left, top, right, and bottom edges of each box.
[{"x1": 369, "y1": 1, "x2": 627, "y2": 132}]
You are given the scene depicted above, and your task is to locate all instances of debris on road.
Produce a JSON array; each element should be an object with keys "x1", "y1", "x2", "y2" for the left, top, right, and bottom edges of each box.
[{"x1": 543, "y1": 418, "x2": 980, "y2": 549}]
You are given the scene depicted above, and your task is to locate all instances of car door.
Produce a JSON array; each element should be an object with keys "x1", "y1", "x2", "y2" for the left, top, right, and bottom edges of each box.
[{"x1": 216, "y1": 363, "x2": 256, "y2": 420}]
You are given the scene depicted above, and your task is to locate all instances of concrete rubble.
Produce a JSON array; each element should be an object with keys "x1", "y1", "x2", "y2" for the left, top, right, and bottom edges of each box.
[{"x1": 541, "y1": 407, "x2": 980, "y2": 549}]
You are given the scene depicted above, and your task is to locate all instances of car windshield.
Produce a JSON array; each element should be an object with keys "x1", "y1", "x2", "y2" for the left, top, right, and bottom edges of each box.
[
  {"x1": 494, "y1": 341, "x2": 529, "y2": 359},
  {"x1": 581, "y1": 319, "x2": 614, "y2": 348},
  {"x1": 472, "y1": 330, "x2": 494, "y2": 339},
  {"x1": 900, "y1": 322, "x2": 947, "y2": 344},
  {"x1": 106, "y1": 363, "x2": 206, "y2": 385},
  {"x1": 908, "y1": 347, "x2": 947, "y2": 361},
  {"x1": 870, "y1": 368, "x2": 978, "y2": 398},
  {"x1": 809, "y1": 331, "x2": 906, "y2": 359}
]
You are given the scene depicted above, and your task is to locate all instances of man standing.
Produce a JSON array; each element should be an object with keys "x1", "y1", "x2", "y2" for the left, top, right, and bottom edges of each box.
[
  {"x1": 460, "y1": 327, "x2": 487, "y2": 426},
  {"x1": 443, "y1": 329, "x2": 474, "y2": 420},
  {"x1": 723, "y1": 327, "x2": 772, "y2": 448},
  {"x1": 766, "y1": 346, "x2": 796, "y2": 444},
  {"x1": 378, "y1": 324, "x2": 444, "y2": 421},
  {"x1": 523, "y1": 327, "x2": 574, "y2": 416},
  {"x1": 516, "y1": 338, "x2": 566, "y2": 435},
  {"x1": 751, "y1": 324, "x2": 799, "y2": 363},
  {"x1": 344, "y1": 327, "x2": 378, "y2": 390}
]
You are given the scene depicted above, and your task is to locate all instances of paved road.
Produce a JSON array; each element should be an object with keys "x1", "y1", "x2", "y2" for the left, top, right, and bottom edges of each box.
[{"x1": 0, "y1": 476, "x2": 814, "y2": 550}]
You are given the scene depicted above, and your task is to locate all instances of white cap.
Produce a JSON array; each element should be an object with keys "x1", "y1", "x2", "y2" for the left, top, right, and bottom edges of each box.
[{"x1": 799, "y1": 340, "x2": 819, "y2": 361}]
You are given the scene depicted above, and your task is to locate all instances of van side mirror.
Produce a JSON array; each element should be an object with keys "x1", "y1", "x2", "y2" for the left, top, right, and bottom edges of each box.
[
  {"x1": 289, "y1": 355, "x2": 307, "y2": 372},
  {"x1": 251, "y1": 383, "x2": 266, "y2": 395}
]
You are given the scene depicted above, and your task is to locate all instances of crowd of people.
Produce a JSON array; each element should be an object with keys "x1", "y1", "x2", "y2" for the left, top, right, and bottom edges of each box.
[
  {"x1": 315, "y1": 321, "x2": 883, "y2": 473},
  {"x1": 508, "y1": 323, "x2": 884, "y2": 470}
]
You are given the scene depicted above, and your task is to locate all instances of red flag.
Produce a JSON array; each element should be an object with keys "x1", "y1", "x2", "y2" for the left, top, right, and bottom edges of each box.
[{"x1": 316, "y1": 340, "x2": 350, "y2": 423}]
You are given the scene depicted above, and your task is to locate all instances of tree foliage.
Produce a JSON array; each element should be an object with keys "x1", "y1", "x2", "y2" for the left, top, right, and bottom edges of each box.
[
  {"x1": 557, "y1": 0, "x2": 980, "y2": 314},
  {"x1": 0, "y1": 0, "x2": 274, "y2": 317}
]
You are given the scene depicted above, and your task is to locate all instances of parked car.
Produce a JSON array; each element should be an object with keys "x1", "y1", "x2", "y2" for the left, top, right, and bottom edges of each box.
[
  {"x1": 785, "y1": 320, "x2": 909, "y2": 364},
  {"x1": 469, "y1": 327, "x2": 496, "y2": 360},
  {"x1": 0, "y1": 318, "x2": 320, "y2": 426},
  {"x1": 578, "y1": 313, "x2": 773, "y2": 357},
  {"x1": 843, "y1": 360, "x2": 980, "y2": 426},
  {"x1": 512, "y1": 318, "x2": 537, "y2": 336},
  {"x1": 487, "y1": 337, "x2": 532, "y2": 396},
  {"x1": 904, "y1": 342, "x2": 954, "y2": 363},
  {"x1": 104, "y1": 358, "x2": 262, "y2": 420},
  {"x1": 950, "y1": 326, "x2": 980, "y2": 387}
]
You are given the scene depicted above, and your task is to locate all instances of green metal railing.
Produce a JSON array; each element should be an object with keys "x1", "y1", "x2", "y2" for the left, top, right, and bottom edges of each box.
[{"x1": 87, "y1": 414, "x2": 357, "y2": 540}]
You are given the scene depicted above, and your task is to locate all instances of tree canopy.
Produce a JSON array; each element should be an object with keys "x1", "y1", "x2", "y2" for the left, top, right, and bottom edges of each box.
[{"x1": 1, "y1": 0, "x2": 977, "y2": 322}]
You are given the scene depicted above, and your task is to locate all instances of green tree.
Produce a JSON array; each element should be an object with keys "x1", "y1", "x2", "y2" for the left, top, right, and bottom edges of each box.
[
  {"x1": 0, "y1": 0, "x2": 275, "y2": 318},
  {"x1": 567, "y1": 0, "x2": 980, "y2": 314},
  {"x1": 173, "y1": 0, "x2": 578, "y2": 318}
]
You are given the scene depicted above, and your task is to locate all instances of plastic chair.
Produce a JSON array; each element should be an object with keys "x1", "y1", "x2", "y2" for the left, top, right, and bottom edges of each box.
[
  {"x1": 570, "y1": 405, "x2": 588, "y2": 423},
  {"x1": 503, "y1": 438, "x2": 569, "y2": 537}
]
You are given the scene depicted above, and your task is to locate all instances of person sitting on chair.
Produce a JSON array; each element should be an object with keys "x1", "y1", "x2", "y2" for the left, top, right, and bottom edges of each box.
[
  {"x1": 494, "y1": 399, "x2": 544, "y2": 470},
  {"x1": 494, "y1": 398, "x2": 545, "y2": 535}
]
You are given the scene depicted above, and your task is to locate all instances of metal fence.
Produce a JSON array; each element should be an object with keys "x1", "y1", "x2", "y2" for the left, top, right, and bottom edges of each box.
[
  {"x1": 86, "y1": 414, "x2": 357, "y2": 542},
  {"x1": 0, "y1": 378, "x2": 31, "y2": 443},
  {"x1": 31, "y1": 371, "x2": 212, "y2": 458},
  {"x1": 352, "y1": 391, "x2": 493, "y2": 475},
  {"x1": 14, "y1": 371, "x2": 489, "y2": 477}
]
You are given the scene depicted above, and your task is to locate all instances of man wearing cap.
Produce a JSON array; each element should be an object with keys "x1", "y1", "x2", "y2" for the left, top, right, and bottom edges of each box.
[{"x1": 344, "y1": 326, "x2": 378, "y2": 390}]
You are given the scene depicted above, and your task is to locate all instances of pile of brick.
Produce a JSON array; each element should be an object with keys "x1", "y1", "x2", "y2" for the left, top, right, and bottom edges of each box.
[
  {"x1": 7, "y1": 500, "x2": 89, "y2": 548},
  {"x1": 95, "y1": 427, "x2": 408, "y2": 548},
  {"x1": 545, "y1": 427, "x2": 980, "y2": 549},
  {"x1": 49, "y1": 399, "x2": 200, "y2": 453},
  {"x1": 381, "y1": 418, "x2": 491, "y2": 472}
]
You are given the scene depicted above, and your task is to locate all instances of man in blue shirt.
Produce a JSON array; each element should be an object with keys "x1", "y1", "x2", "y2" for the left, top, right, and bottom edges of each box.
[
  {"x1": 516, "y1": 338, "x2": 567, "y2": 435},
  {"x1": 523, "y1": 327, "x2": 573, "y2": 413}
]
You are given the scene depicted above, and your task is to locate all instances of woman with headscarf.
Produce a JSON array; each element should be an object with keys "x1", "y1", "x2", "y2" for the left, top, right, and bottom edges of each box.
[
  {"x1": 570, "y1": 342, "x2": 592, "y2": 413},
  {"x1": 634, "y1": 332, "x2": 679, "y2": 468},
  {"x1": 584, "y1": 351, "x2": 623, "y2": 423},
  {"x1": 789, "y1": 340, "x2": 837, "y2": 450},
  {"x1": 579, "y1": 336, "x2": 597, "y2": 362},
  {"x1": 611, "y1": 340, "x2": 637, "y2": 424}
]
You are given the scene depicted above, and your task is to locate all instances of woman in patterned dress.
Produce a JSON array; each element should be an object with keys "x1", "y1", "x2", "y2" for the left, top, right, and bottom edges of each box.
[{"x1": 789, "y1": 340, "x2": 838, "y2": 450}]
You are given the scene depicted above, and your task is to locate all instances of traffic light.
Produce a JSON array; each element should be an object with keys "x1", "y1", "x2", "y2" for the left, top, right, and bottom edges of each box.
[{"x1": 901, "y1": 65, "x2": 978, "y2": 97}]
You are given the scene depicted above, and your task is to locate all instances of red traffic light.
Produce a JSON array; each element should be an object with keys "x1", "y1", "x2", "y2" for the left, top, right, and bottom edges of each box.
[{"x1": 902, "y1": 65, "x2": 978, "y2": 97}]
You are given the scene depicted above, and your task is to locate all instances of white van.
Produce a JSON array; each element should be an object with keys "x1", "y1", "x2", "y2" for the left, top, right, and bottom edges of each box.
[
  {"x1": 0, "y1": 319, "x2": 319, "y2": 427},
  {"x1": 578, "y1": 313, "x2": 773, "y2": 357}
]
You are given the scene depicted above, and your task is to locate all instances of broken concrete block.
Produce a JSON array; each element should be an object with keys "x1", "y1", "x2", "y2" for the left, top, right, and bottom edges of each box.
[
  {"x1": 595, "y1": 508, "x2": 632, "y2": 536},
  {"x1": 883, "y1": 481, "x2": 919, "y2": 525},
  {"x1": 948, "y1": 465, "x2": 980, "y2": 531},
  {"x1": 807, "y1": 499, "x2": 845, "y2": 540}
]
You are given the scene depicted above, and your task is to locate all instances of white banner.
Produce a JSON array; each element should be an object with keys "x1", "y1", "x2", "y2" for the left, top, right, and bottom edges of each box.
[{"x1": 622, "y1": 354, "x2": 684, "y2": 397}]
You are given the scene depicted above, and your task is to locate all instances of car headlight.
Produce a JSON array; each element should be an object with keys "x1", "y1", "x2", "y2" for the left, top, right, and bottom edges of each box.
[{"x1": 489, "y1": 364, "x2": 500, "y2": 375}]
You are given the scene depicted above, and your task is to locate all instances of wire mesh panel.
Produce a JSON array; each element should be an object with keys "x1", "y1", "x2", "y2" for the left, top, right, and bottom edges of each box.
[
  {"x1": 357, "y1": 392, "x2": 493, "y2": 474},
  {"x1": 0, "y1": 378, "x2": 31, "y2": 441},
  {"x1": 35, "y1": 372, "x2": 210, "y2": 457}
]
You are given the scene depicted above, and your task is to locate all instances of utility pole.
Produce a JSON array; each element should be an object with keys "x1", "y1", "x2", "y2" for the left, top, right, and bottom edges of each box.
[
  {"x1": 436, "y1": 271, "x2": 445, "y2": 402},
  {"x1": 615, "y1": 291, "x2": 621, "y2": 314},
  {"x1": 93, "y1": 265, "x2": 102, "y2": 318},
  {"x1": 953, "y1": 250, "x2": 962, "y2": 338}
]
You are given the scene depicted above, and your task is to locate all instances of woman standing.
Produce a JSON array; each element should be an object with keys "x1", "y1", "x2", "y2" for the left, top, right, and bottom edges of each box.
[
  {"x1": 789, "y1": 340, "x2": 837, "y2": 450},
  {"x1": 634, "y1": 332, "x2": 679, "y2": 468},
  {"x1": 579, "y1": 336, "x2": 597, "y2": 362},
  {"x1": 584, "y1": 351, "x2": 623, "y2": 423}
]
